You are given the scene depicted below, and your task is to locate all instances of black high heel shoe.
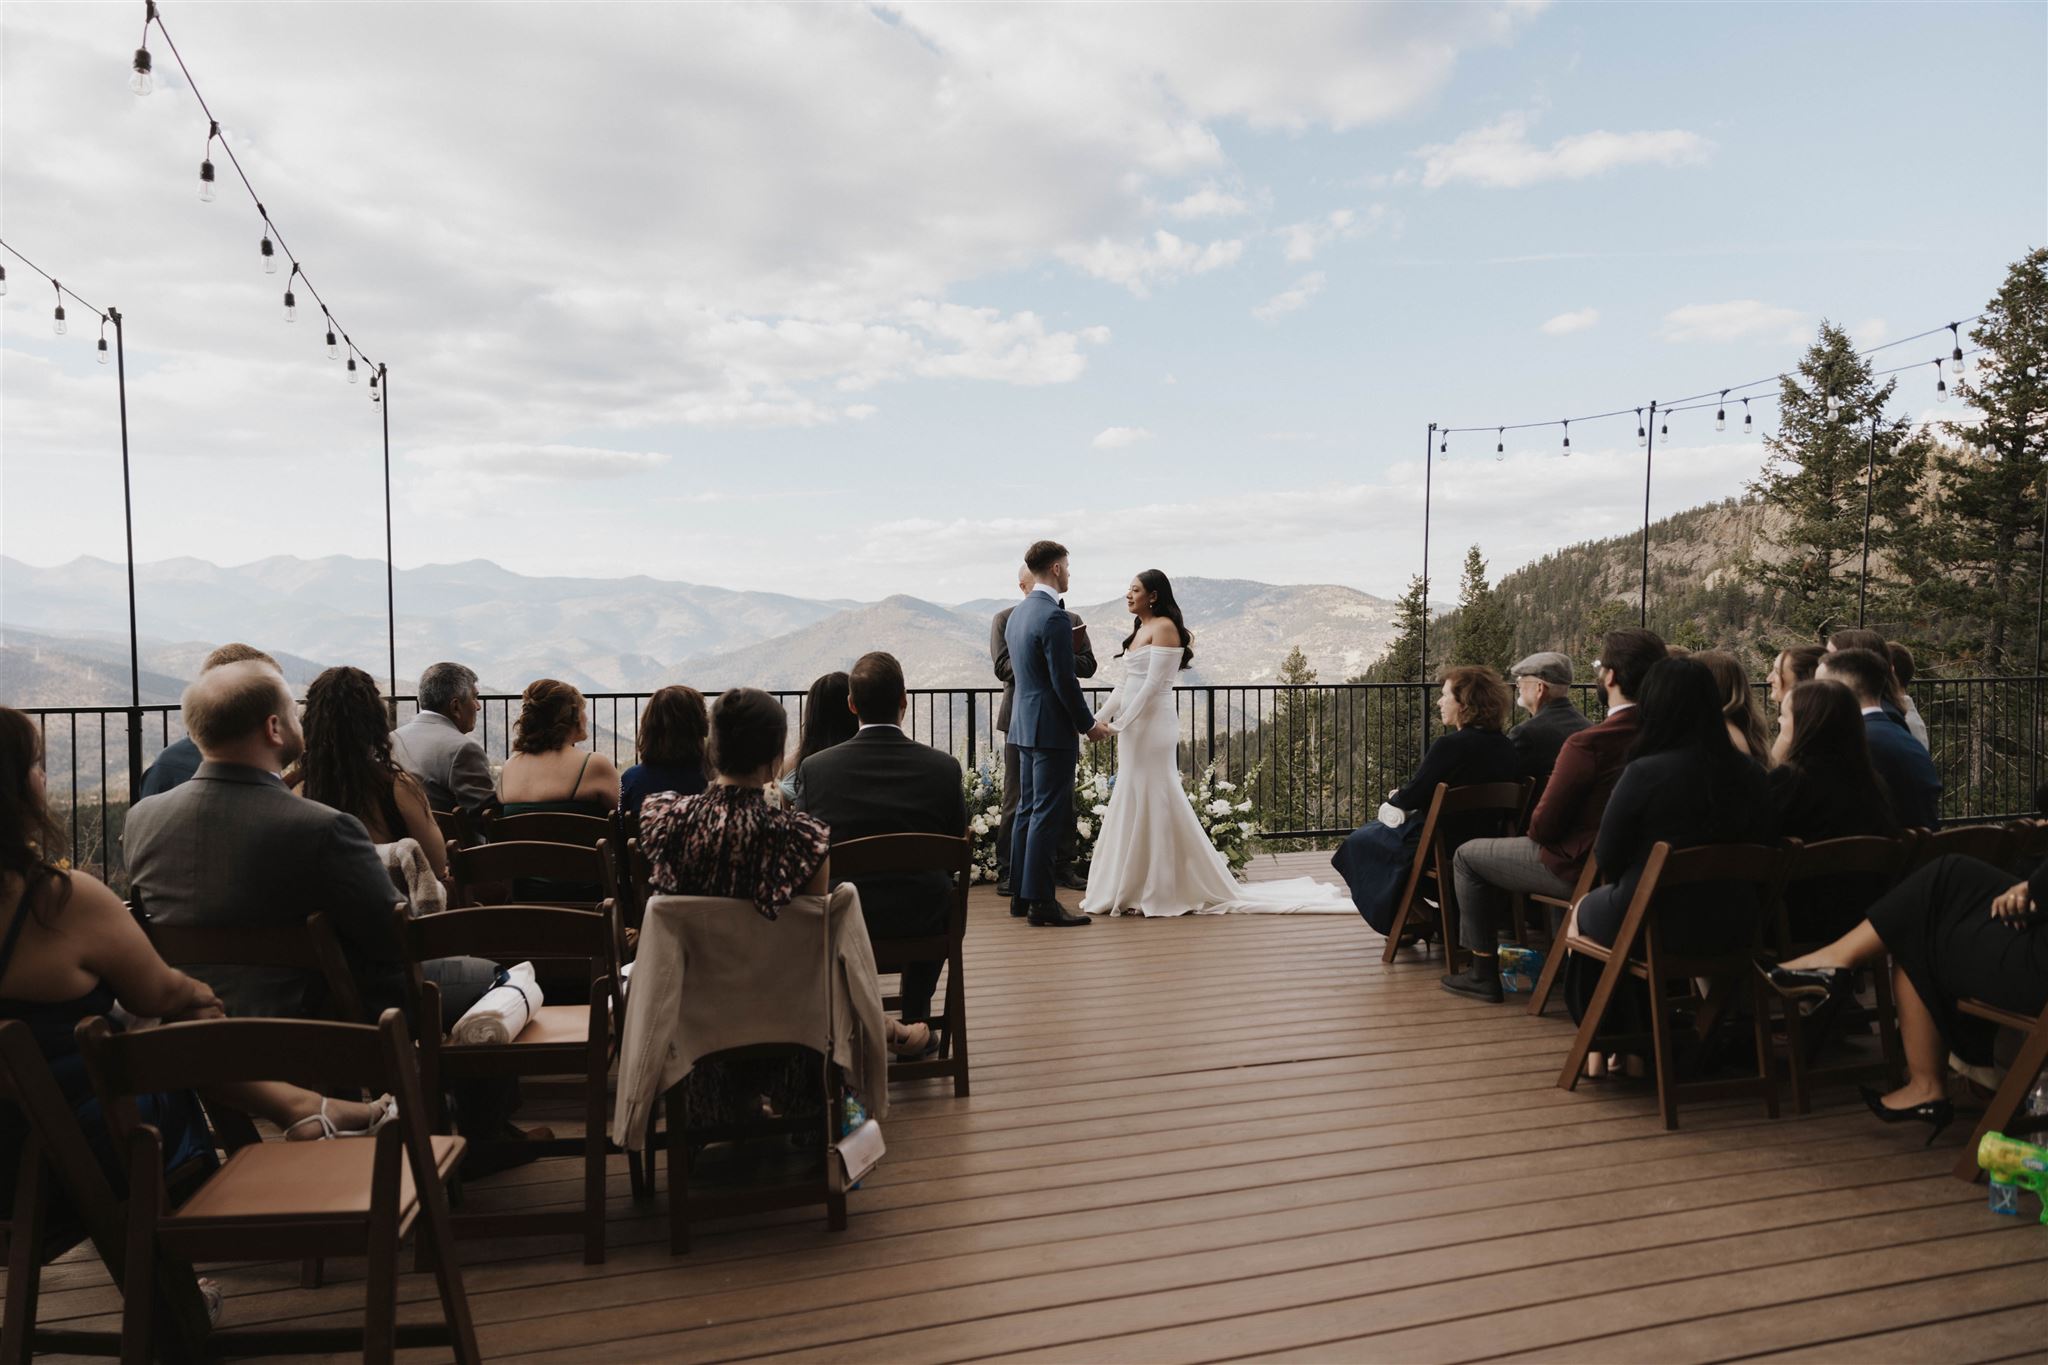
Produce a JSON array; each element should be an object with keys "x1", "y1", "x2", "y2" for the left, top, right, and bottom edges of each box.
[
  {"x1": 1755, "y1": 958, "x2": 1853, "y2": 1016},
  {"x1": 1858, "y1": 1085, "x2": 1955, "y2": 1147}
]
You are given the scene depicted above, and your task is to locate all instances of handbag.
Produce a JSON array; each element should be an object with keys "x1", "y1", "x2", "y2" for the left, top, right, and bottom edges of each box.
[{"x1": 819, "y1": 888, "x2": 884, "y2": 1194}]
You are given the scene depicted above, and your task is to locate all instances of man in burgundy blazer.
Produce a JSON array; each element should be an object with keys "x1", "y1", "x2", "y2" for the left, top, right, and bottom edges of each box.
[{"x1": 1442, "y1": 628, "x2": 1667, "y2": 1001}]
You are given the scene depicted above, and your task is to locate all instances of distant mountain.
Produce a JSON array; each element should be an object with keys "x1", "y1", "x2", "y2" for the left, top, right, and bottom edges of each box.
[{"x1": 1, "y1": 554, "x2": 1401, "y2": 704}]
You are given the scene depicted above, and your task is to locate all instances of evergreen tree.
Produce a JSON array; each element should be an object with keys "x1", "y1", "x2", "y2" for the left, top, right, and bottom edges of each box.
[
  {"x1": 1368, "y1": 575, "x2": 1430, "y2": 683},
  {"x1": 1451, "y1": 545, "x2": 1512, "y2": 672},
  {"x1": 1915, "y1": 248, "x2": 2048, "y2": 671},
  {"x1": 1744, "y1": 321, "x2": 1927, "y2": 636}
]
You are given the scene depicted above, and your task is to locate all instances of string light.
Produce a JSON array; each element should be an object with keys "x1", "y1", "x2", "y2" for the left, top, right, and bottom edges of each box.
[
  {"x1": 51, "y1": 281, "x2": 66, "y2": 335},
  {"x1": 1495, "y1": 427, "x2": 1505, "y2": 460},
  {"x1": 1561, "y1": 420, "x2": 1571, "y2": 455},
  {"x1": 260, "y1": 232, "x2": 276, "y2": 274},
  {"x1": 1950, "y1": 323, "x2": 1965, "y2": 377},
  {"x1": 98, "y1": 318, "x2": 111, "y2": 364},
  {"x1": 130, "y1": 1, "x2": 155, "y2": 95},
  {"x1": 199, "y1": 120, "x2": 218, "y2": 201},
  {"x1": 1635, "y1": 408, "x2": 1646, "y2": 448},
  {"x1": 346, "y1": 354, "x2": 358, "y2": 383},
  {"x1": 1934, "y1": 359, "x2": 1948, "y2": 403},
  {"x1": 0, "y1": 265, "x2": 8, "y2": 297},
  {"x1": 369, "y1": 369, "x2": 381, "y2": 403},
  {"x1": 324, "y1": 309, "x2": 339, "y2": 360},
  {"x1": 1660, "y1": 414, "x2": 1669, "y2": 439},
  {"x1": 1438, "y1": 432, "x2": 1447, "y2": 455},
  {"x1": 283, "y1": 263, "x2": 298, "y2": 322},
  {"x1": 1742, "y1": 398, "x2": 1753, "y2": 435},
  {"x1": 1715, "y1": 389, "x2": 1728, "y2": 432}
]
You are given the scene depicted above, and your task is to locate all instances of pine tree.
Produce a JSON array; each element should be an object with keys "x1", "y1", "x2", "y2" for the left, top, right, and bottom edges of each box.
[
  {"x1": 1744, "y1": 321, "x2": 1927, "y2": 636},
  {"x1": 1368, "y1": 575, "x2": 1430, "y2": 684},
  {"x1": 1914, "y1": 248, "x2": 2048, "y2": 671},
  {"x1": 1452, "y1": 545, "x2": 1512, "y2": 673}
]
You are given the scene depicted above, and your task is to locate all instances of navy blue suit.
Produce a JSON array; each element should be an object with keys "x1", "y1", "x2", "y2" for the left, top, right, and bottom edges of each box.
[
  {"x1": 1003, "y1": 588, "x2": 1097, "y2": 902},
  {"x1": 1864, "y1": 710, "x2": 1943, "y2": 830}
]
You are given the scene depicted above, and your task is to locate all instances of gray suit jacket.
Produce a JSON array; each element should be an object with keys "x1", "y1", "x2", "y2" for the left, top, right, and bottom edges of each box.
[
  {"x1": 391, "y1": 711, "x2": 498, "y2": 816},
  {"x1": 992, "y1": 603, "x2": 1096, "y2": 736},
  {"x1": 124, "y1": 761, "x2": 407, "y2": 1019}
]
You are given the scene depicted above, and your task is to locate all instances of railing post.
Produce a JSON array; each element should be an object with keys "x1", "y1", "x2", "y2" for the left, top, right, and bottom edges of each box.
[
  {"x1": 1205, "y1": 688, "x2": 1216, "y2": 770},
  {"x1": 964, "y1": 690, "x2": 977, "y2": 773}
]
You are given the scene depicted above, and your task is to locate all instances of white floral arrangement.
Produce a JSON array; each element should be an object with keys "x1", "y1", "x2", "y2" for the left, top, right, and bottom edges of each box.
[
  {"x1": 1188, "y1": 764, "x2": 1259, "y2": 876},
  {"x1": 964, "y1": 760, "x2": 1005, "y2": 884},
  {"x1": 962, "y1": 755, "x2": 1261, "y2": 883}
]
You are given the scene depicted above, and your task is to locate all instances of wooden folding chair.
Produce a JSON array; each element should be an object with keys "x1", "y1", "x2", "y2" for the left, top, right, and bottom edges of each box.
[
  {"x1": 448, "y1": 840, "x2": 607, "y2": 910},
  {"x1": 1911, "y1": 823, "x2": 2014, "y2": 870},
  {"x1": 394, "y1": 905, "x2": 614, "y2": 1264},
  {"x1": 484, "y1": 811, "x2": 611, "y2": 848},
  {"x1": 0, "y1": 1022, "x2": 211, "y2": 1365},
  {"x1": 1379, "y1": 780, "x2": 1532, "y2": 966},
  {"x1": 1525, "y1": 854, "x2": 1601, "y2": 1018},
  {"x1": 430, "y1": 809, "x2": 477, "y2": 850},
  {"x1": 829, "y1": 833, "x2": 975, "y2": 1097},
  {"x1": 1769, "y1": 835, "x2": 1912, "y2": 1112},
  {"x1": 2002, "y1": 818, "x2": 2048, "y2": 873},
  {"x1": 76, "y1": 1012, "x2": 478, "y2": 1364},
  {"x1": 1952, "y1": 995, "x2": 2048, "y2": 1182},
  {"x1": 1555, "y1": 842, "x2": 1784, "y2": 1129},
  {"x1": 142, "y1": 910, "x2": 367, "y2": 1026}
]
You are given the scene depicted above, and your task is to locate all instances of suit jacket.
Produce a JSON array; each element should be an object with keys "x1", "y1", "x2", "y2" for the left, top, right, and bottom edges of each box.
[
  {"x1": 1002, "y1": 590, "x2": 1096, "y2": 749},
  {"x1": 993, "y1": 602, "x2": 1096, "y2": 735},
  {"x1": 1526, "y1": 704, "x2": 1643, "y2": 884},
  {"x1": 796, "y1": 727, "x2": 968, "y2": 941},
  {"x1": 1509, "y1": 697, "x2": 1592, "y2": 801},
  {"x1": 124, "y1": 761, "x2": 407, "y2": 1019},
  {"x1": 1864, "y1": 712, "x2": 1943, "y2": 829},
  {"x1": 137, "y1": 737, "x2": 202, "y2": 799},
  {"x1": 390, "y1": 711, "x2": 499, "y2": 816}
]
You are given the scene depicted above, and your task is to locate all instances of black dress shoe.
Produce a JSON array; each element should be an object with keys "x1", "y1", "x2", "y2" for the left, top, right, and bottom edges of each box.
[
  {"x1": 1054, "y1": 868, "x2": 1089, "y2": 892},
  {"x1": 1858, "y1": 1085, "x2": 1955, "y2": 1146},
  {"x1": 1756, "y1": 959, "x2": 1853, "y2": 1016},
  {"x1": 995, "y1": 879, "x2": 1013, "y2": 899},
  {"x1": 1010, "y1": 896, "x2": 1031, "y2": 918},
  {"x1": 1440, "y1": 958, "x2": 1503, "y2": 1003},
  {"x1": 1028, "y1": 900, "x2": 1090, "y2": 927}
]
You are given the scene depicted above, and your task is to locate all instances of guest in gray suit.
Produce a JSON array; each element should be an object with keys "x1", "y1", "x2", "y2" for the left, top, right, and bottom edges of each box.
[
  {"x1": 992, "y1": 562, "x2": 1095, "y2": 896},
  {"x1": 135, "y1": 642, "x2": 277, "y2": 798},
  {"x1": 391, "y1": 661, "x2": 500, "y2": 820}
]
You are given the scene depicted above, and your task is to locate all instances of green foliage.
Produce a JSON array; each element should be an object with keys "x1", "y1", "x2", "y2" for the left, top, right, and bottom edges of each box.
[{"x1": 1452, "y1": 545, "x2": 1513, "y2": 673}]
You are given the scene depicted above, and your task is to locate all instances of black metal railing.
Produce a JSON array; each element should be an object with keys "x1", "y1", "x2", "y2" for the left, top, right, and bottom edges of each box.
[{"x1": 21, "y1": 675, "x2": 2048, "y2": 891}]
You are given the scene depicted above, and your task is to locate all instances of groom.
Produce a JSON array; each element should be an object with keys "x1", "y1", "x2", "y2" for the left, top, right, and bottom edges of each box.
[{"x1": 1005, "y1": 539, "x2": 1110, "y2": 927}]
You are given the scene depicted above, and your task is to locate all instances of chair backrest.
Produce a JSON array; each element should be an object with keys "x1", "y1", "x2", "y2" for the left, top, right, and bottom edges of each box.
[
  {"x1": 828, "y1": 833, "x2": 973, "y2": 946},
  {"x1": 2004, "y1": 818, "x2": 2048, "y2": 868},
  {"x1": 1413, "y1": 779, "x2": 1533, "y2": 870},
  {"x1": 398, "y1": 903, "x2": 611, "y2": 972},
  {"x1": 1917, "y1": 823, "x2": 2014, "y2": 869},
  {"x1": 448, "y1": 840, "x2": 608, "y2": 906},
  {"x1": 1780, "y1": 834, "x2": 1912, "y2": 884},
  {"x1": 78, "y1": 1015, "x2": 390, "y2": 1112},
  {"x1": 486, "y1": 812, "x2": 611, "y2": 848},
  {"x1": 1637, "y1": 841, "x2": 1785, "y2": 892},
  {"x1": 143, "y1": 910, "x2": 369, "y2": 1025},
  {"x1": 0, "y1": 1022, "x2": 125, "y2": 1260},
  {"x1": 1433, "y1": 779, "x2": 1533, "y2": 820}
]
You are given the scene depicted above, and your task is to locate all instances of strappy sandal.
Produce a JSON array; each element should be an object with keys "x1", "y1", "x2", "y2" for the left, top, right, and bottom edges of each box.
[
  {"x1": 284, "y1": 1094, "x2": 398, "y2": 1141},
  {"x1": 887, "y1": 1022, "x2": 934, "y2": 1058}
]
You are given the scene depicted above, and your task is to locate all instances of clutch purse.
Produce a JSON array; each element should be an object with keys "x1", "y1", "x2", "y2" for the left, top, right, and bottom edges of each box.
[{"x1": 830, "y1": 1116, "x2": 886, "y2": 1193}]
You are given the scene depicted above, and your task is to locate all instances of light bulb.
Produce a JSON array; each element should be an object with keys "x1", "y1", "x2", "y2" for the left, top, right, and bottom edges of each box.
[
  {"x1": 370, "y1": 373, "x2": 381, "y2": 404},
  {"x1": 131, "y1": 48, "x2": 153, "y2": 95},
  {"x1": 1951, "y1": 349, "x2": 1964, "y2": 376},
  {"x1": 199, "y1": 159, "x2": 216, "y2": 202},
  {"x1": 1496, "y1": 429, "x2": 1504, "y2": 459},
  {"x1": 346, "y1": 357, "x2": 358, "y2": 383},
  {"x1": 325, "y1": 329, "x2": 339, "y2": 360},
  {"x1": 0, "y1": 265, "x2": 8, "y2": 297},
  {"x1": 283, "y1": 289, "x2": 296, "y2": 322},
  {"x1": 1438, "y1": 435, "x2": 1446, "y2": 455},
  {"x1": 1936, "y1": 379, "x2": 1948, "y2": 402},
  {"x1": 1743, "y1": 402, "x2": 1753, "y2": 435},
  {"x1": 52, "y1": 305, "x2": 66, "y2": 336},
  {"x1": 1636, "y1": 425, "x2": 1646, "y2": 448},
  {"x1": 98, "y1": 336, "x2": 110, "y2": 364},
  {"x1": 1561, "y1": 423, "x2": 1571, "y2": 455},
  {"x1": 1660, "y1": 420, "x2": 1669, "y2": 438},
  {"x1": 1716, "y1": 409, "x2": 1726, "y2": 432},
  {"x1": 261, "y1": 236, "x2": 277, "y2": 274}
]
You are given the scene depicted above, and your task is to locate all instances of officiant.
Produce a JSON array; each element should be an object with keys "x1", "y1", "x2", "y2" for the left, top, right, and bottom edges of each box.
[{"x1": 1333, "y1": 666, "x2": 1519, "y2": 935}]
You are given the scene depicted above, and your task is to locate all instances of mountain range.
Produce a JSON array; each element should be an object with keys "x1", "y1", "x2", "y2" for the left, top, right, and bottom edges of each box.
[{"x1": 1, "y1": 555, "x2": 1405, "y2": 704}]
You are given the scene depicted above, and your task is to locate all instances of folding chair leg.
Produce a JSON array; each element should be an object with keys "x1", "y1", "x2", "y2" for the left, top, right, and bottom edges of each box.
[
  {"x1": 2, "y1": 1140, "x2": 46, "y2": 1365},
  {"x1": 827, "y1": 1188, "x2": 847, "y2": 1233},
  {"x1": 1780, "y1": 991, "x2": 1813, "y2": 1116},
  {"x1": 1752, "y1": 973, "x2": 1780, "y2": 1120},
  {"x1": 363, "y1": 1222, "x2": 399, "y2": 1365},
  {"x1": 413, "y1": 1152, "x2": 479, "y2": 1365},
  {"x1": 119, "y1": 1150, "x2": 159, "y2": 1365},
  {"x1": 1644, "y1": 968, "x2": 1679, "y2": 1130},
  {"x1": 1528, "y1": 936, "x2": 1570, "y2": 1018},
  {"x1": 1378, "y1": 888, "x2": 1420, "y2": 965},
  {"x1": 584, "y1": 1083, "x2": 608, "y2": 1266},
  {"x1": 667, "y1": 1086, "x2": 691, "y2": 1255},
  {"x1": 947, "y1": 952, "x2": 970, "y2": 1099},
  {"x1": 1873, "y1": 959, "x2": 1905, "y2": 1089},
  {"x1": 1952, "y1": 1007, "x2": 2048, "y2": 1182}
]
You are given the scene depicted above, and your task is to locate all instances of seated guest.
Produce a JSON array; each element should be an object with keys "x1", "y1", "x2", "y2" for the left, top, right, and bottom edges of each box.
[
  {"x1": 797, "y1": 652, "x2": 967, "y2": 1044},
  {"x1": 1768, "y1": 644, "x2": 1825, "y2": 707},
  {"x1": 621, "y1": 685, "x2": 710, "y2": 819},
  {"x1": 638, "y1": 689, "x2": 929, "y2": 1123},
  {"x1": 499, "y1": 679, "x2": 619, "y2": 816},
  {"x1": 1818, "y1": 647, "x2": 1941, "y2": 829},
  {"x1": 0, "y1": 706, "x2": 400, "y2": 1227},
  {"x1": 1568, "y1": 656, "x2": 1774, "y2": 965},
  {"x1": 1698, "y1": 650, "x2": 1770, "y2": 762},
  {"x1": 1334, "y1": 666, "x2": 1519, "y2": 937},
  {"x1": 779, "y1": 672, "x2": 857, "y2": 807},
  {"x1": 1769, "y1": 679, "x2": 1899, "y2": 940},
  {"x1": 391, "y1": 661, "x2": 499, "y2": 820},
  {"x1": 1829, "y1": 628, "x2": 1910, "y2": 729},
  {"x1": 1764, "y1": 852, "x2": 2048, "y2": 1139},
  {"x1": 1888, "y1": 641, "x2": 1931, "y2": 749},
  {"x1": 1506, "y1": 652, "x2": 1590, "y2": 800},
  {"x1": 294, "y1": 666, "x2": 448, "y2": 880},
  {"x1": 1443, "y1": 628, "x2": 1665, "y2": 1002},
  {"x1": 137, "y1": 643, "x2": 277, "y2": 798}
]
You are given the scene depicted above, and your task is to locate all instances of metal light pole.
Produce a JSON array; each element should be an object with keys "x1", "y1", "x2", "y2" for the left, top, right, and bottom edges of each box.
[
  {"x1": 111, "y1": 307, "x2": 144, "y2": 798},
  {"x1": 379, "y1": 363, "x2": 398, "y2": 718},
  {"x1": 1639, "y1": 400, "x2": 1657, "y2": 628},
  {"x1": 1418, "y1": 422, "x2": 1435, "y2": 763},
  {"x1": 1858, "y1": 411, "x2": 1878, "y2": 628}
]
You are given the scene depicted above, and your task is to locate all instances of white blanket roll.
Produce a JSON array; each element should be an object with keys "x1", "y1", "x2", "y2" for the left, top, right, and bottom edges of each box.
[{"x1": 450, "y1": 961, "x2": 543, "y2": 1045}]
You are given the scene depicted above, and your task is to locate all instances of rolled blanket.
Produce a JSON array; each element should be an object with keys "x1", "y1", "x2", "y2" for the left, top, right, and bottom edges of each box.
[
  {"x1": 378, "y1": 837, "x2": 447, "y2": 916},
  {"x1": 451, "y1": 962, "x2": 542, "y2": 1045}
]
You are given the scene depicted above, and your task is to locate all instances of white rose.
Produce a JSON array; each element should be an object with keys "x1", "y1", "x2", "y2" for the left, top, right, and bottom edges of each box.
[
  {"x1": 1235, "y1": 800, "x2": 1253, "y2": 813},
  {"x1": 1076, "y1": 819, "x2": 1093, "y2": 840},
  {"x1": 1216, "y1": 779, "x2": 1235, "y2": 792},
  {"x1": 1207, "y1": 798, "x2": 1232, "y2": 817},
  {"x1": 1239, "y1": 821, "x2": 1255, "y2": 836}
]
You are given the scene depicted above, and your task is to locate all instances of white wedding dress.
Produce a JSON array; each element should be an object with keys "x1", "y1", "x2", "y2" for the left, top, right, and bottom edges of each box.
[{"x1": 1080, "y1": 645, "x2": 1355, "y2": 916}]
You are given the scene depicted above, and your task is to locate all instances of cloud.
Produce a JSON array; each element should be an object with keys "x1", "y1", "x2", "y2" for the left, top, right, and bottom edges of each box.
[
  {"x1": 1259, "y1": 431, "x2": 1320, "y2": 443},
  {"x1": 1540, "y1": 307, "x2": 1600, "y2": 336},
  {"x1": 410, "y1": 443, "x2": 669, "y2": 480},
  {"x1": 1092, "y1": 425, "x2": 1156, "y2": 449},
  {"x1": 1059, "y1": 231, "x2": 1245, "y2": 297},
  {"x1": 1660, "y1": 300, "x2": 1809, "y2": 345},
  {"x1": 1278, "y1": 206, "x2": 1388, "y2": 263},
  {"x1": 1166, "y1": 184, "x2": 1253, "y2": 219},
  {"x1": 1416, "y1": 111, "x2": 1712, "y2": 190},
  {"x1": 1253, "y1": 272, "x2": 1326, "y2": 323},
  {"x1": 1853, "y1": 317, "x2": 1890, "y2": 346}
]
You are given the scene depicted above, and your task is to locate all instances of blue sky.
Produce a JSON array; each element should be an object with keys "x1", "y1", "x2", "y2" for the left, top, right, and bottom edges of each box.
[{"x1": 2, "y1": 2, "x2": 2041, "y2": 610}]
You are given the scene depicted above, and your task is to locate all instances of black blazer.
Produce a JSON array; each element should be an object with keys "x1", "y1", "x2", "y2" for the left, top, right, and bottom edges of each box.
[
  {"x1": 1509, "y1": 698, "x2": 1592, "y2": 800},
  {"x1": 796, "y1": 727, "x2": 968, "y2": 940},
  {"x1": 1864, "y1": 713, "x2": 1942, "y2": 830},
  {"x1": 1389, "y1": 725, "x2": 1520, "y2": 813}
]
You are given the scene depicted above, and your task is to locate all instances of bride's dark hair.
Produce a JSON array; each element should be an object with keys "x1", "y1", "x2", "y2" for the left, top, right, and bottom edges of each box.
[{"x1": 1120, "y1": 569, "x2": 1194, "y2": 671}]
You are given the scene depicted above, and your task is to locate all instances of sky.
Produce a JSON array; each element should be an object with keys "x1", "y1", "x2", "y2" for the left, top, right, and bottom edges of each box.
[{"x1": 2, "y1": 2, "x2": 2043, "y2": 613}]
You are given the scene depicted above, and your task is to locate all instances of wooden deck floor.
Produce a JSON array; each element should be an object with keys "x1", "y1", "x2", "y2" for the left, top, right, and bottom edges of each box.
[{"x1": 26, "y1": 853, "x2": 2048, "y2": 1362}]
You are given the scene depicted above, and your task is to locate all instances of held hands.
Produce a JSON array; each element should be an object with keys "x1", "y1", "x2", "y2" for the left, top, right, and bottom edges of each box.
[
  {"x1": 1991, "y1": 881, "x2": 2036, "y2": 924},
  {"x1": 1087, "y1": 721, "x2": 1114, "y2": 742}
]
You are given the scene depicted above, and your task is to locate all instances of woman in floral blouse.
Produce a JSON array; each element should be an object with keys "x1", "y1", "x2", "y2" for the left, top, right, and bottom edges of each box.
[{"x1": 640, "y1": 688, "x2": 929, "y2": 1124}]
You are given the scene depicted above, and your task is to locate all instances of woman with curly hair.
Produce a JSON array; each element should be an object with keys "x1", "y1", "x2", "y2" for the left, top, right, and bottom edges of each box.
[
  {"x1": 500, "y1": 678, "x2": 620, "y2": 817},
  {"x1": 292, "y1": 666, "x2": 448, "y2": 878}
]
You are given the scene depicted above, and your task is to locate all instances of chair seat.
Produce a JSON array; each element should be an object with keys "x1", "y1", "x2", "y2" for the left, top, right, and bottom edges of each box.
[
  {"x1": 514, "y1": 1005, "x2": 591, "y2": 1047},
  {"x1": 170, "y1": 1135, "x2": 463, "y2": 1227},
  {"x1": 1959, "y1": 998, "x2": 2036, "y2": 1031}
]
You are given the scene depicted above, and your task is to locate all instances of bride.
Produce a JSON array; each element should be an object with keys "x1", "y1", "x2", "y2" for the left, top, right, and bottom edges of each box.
[{"x1": 1080, "y1": 570, "x2": 1354, "y2": 916}]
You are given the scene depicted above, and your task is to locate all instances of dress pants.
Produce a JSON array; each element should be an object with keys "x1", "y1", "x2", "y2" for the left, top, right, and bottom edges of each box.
[
  {"x1": 1014, "y1": 744, "x2": 1078, "y2": 903},
  {"x1": 997, "y1": 740, "x2": 1080, "y2": 883},
  {"x1": 1452, "y1": 837, "x2": 1571, "y2": 953}
]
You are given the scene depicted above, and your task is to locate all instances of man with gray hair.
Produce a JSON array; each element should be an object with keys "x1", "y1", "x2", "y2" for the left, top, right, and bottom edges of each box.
[
  {"x1": 392, "y1": 661, "x2": 499, "y2": 819},
  {"x1": 1506, "y1": 651, "x2": 1590, "y2": 801}
]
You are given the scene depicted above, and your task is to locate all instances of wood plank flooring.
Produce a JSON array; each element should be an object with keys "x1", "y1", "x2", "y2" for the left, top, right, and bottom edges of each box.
[{"x1": 20, "y1": 856, "x2": 2046, "y2": 1362}]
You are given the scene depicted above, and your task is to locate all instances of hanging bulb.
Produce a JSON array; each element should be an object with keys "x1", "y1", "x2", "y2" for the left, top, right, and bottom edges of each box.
[
  {"x1": 0, "y1": 264, "x2": 8, "y2": 297},
  {"x1": 1496, "y1": 428, "x2": 1505, "y2": 460},
  {"x1": 1660, "y1": 417, "x2": 1669, "y2": 438},
  {"x1": 51, "y1": 284, "x2": 66, "y2": 336},
  {"x1": 1438, "y1": 435, "x2": 1447, "y2": 456},
  {"x1": 1635, "y1": 409, "x2": 1646, "y2": 448},
  {"x1": 199, "y1": 158, "x2": 216, "y2": 201},
  {"x1": 1715, "y1": 390, "x2": 1727, "y2": 432},
  {"x1": 260, "y1": 235, "x2": 277, "y2": 274},
  {"x1": 1561, "y1": 421, "x2": 1571, "y2": 455},
  {"x1": 1950, "y1": 324, "x2": 1965, "y2": 376},
  {"x1": 1742, "y1": 399, "x2": 1753, "y2": 435},
  {"x1": 131, "y1": 46, "x2": 154, "y2": 95},
  {"x1": 325, "y1": 327, "x2": 339, "y2": 360},
  {"x1": 1935, "y1": 360, "x2": 1949, "y2": 402},
  {"x1": 97, "y1": 336, "x2": 110, "y2": 364},
  {"x1": 369, "y1": 371, "x2": 381, "y2": 403},
  {"x1": 282, "y1": 289, "x2": 296, "y2": 322},
  {"x1": 346, "y1": 356, "x2": 358, "y2": 383}
]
